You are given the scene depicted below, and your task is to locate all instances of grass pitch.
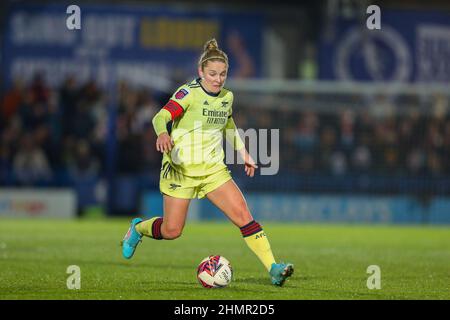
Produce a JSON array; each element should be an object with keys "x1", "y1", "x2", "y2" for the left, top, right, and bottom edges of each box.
[{"x1": 0, "y1": 219, "x2": 449, "y2": 300}]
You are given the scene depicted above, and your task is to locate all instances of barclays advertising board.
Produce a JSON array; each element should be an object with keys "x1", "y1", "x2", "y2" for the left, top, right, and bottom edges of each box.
[{"x1": 1, "y1": 3, "x2": 264, "y2": 90}]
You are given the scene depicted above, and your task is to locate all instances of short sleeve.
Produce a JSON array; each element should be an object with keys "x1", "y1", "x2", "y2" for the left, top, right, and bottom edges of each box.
[{"x1": 169, "y1": 85, "x2": 194, "y2": 111}]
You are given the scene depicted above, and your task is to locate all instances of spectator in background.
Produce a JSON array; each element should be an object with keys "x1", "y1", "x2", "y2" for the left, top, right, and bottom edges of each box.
[
  {"x1": 1, "y1": 116, "x2": 21, "y2": 155},
  {"x1": 59, "y1": 75, "x2": 79, "y2": 136},
  {"x1": 117, "y1": 126, "x2": 142, "y2": 174},
  {"x1": 132, "y1": 88, "x2": 160, "y2": 171},
  {"x1": 226, "y1": 31, "x2": 255, "y2": 78},
  {"x1": 383, "y1": 147, "x2": 399, "y2": 175},
  {"x1": 141, "y1": 127, "x2": 159, "y2": 171},
  {"x1": 432, "y1": 93, "x2": 448, "y2": 122},
  {"x1": 18, "y1": 83, "x2": 48, "y2": 132},
  {"x1": 427, "y1": 152, "x2": 443, "y2": 177},
  {"x1": 298, "y1": 42, "x2": 318, "y2": 81},
  {"x1": 443, "y1": 122, "x2": 450, "y2": 174},
  {"x1": 116, "y1": 86, "x2": 143, "y2": 173},
  {"x1": 427, "y1": 121, "x2": 444, "y2": 151},
  {"x1": 0, "y1": 143, "x2": 12, "y2": 184},
  {"x1": 21, "y1": 102, "x2": 49, "y2": 132},
  {"x1": 339, "y1": 109, "x2": 355, "y2": 152},
  {"x1": 330, "y1": 151, "x2": 347, "y2": 176},
  {"x1": 86, "y1": 82, "x2": 107, "y2": 165},
  {"x1": 291, "y1": 110, "x2": 319, "y2": 173},
  {"x1": 425, "y1": 120, "x2": 445, "y2": 177},
  {"x1": 256, "y1": 111, "x2": 272, "y2": 129},
  {"x1": 293, "y1": 111, "x2": 319, "y2": 153},
  {"x1": 132, "y1": 88, "x2": 158, "y2": 133},
  {"x1": 381, "y1": 115, "x2": 399, "y2": 174},
  {"x1": 30, "y1": 72, "x2": 50, "y2": 105},
  {"x1": 1, "y1": 78, "x2": 24, "y2": 124},
  {"x1": 68, "y1": 139, "x2": 100, "y2": 179},
  {"x1": 351, "y1": 138, "x2": 372, "y2": 174},
  {"x1": 398, "y1": 117, "x2": 415, "y2": 162},
  {"x1": 371, "y1": 94, "x2": 395, "y2": 120},
  {"x1": 232, "y1": 111, "x2": 249, "y2": 129},
  {"x1": 407, "y1": 148, "x2": 426, "y2": 175},
  {"x1": 13, "y1": 133, "x2": 52, "y2": 185},
  {"x1": 71, "y1": 100, "x2": 96, "y2": 140},
  {"x1": 318, "y1": 125, "x2": 337, "y2": 171},
  {"x1": 75, "y1": 80, "x2": 102, "y2": 138},
  {"x1": 61, "y1": 136, "x2": 77, "y2": 172}
]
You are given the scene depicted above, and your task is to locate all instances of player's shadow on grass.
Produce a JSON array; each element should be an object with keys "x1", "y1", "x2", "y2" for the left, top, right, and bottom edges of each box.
[
  {"x1": 234, "y1": 276, "x2": 304, "y2": 288},
  {"x1": 78, "y1": 260, "x2": 194, "y2": 271},
  {"x1": 140, "y1": 281, "x2": 200, "y2": 291},
  {"x1": 138, "y1": 263, "x2": 194, "y2": 271}
]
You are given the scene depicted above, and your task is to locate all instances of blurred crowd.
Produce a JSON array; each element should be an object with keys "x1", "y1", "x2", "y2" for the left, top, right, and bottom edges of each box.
[
  {"x1": 0, "y1": 73, "x2": 163, "y2": 186},
  {"x1": 1, "y1": 73, "x2": 449, "y2": 189},
  {"x1": 235, "y1": 95, "x2": 450, "y2": 177}
]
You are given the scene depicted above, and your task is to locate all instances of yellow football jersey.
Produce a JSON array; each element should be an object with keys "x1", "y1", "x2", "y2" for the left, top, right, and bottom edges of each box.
[{"x1": 155, "y1": 78, "x2": 244, "y2": 177}]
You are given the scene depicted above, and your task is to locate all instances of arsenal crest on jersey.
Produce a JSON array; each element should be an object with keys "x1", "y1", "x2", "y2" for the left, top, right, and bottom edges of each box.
[{"x1": 175, "y1": 88, "x2": 189, "y2": 100}]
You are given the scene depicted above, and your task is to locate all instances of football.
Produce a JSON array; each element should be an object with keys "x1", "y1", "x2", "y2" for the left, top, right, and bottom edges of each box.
[{"x1": 196, "y1": 255, "x2": 233, "y2": 288}]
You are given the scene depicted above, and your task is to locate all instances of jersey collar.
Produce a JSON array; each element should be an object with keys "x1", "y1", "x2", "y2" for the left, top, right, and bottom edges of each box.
[{"x1": 197, "y1": 78, "x2": 221, "y2": 97}]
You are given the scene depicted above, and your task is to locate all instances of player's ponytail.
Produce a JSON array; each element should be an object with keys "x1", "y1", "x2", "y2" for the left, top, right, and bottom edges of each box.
[{"x1": 198, "y1": 38, "x2": 228, "y2": 69}]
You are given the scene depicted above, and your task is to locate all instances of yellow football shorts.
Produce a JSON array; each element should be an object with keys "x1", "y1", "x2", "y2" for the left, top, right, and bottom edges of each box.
[{"x1": 159, "y1": 161, "x2": 232, "y2": 199}]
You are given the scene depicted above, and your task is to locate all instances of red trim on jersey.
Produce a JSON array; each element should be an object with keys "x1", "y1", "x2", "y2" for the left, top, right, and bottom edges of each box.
[{"x1": 163, "y1": 100, "x2": 184, "y2": 119}]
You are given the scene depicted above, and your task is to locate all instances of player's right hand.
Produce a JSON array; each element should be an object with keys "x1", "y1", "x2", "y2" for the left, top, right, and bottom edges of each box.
[{"x1": 156, "y1": 132, "x2": 174, "y2": 153}]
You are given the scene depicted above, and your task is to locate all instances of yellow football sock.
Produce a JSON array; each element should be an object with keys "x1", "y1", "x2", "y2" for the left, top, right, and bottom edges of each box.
[
  {"x1": 241, "y1": 221, "x2": 276, "y2": 271},
  {"x1": 135, "y1": 217, "x2": 162, "y2": 238}
]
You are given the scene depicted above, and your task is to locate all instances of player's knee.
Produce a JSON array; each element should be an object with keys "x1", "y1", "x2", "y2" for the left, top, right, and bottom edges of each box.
[
  {"x1": 162, "y1": 226, "x2": 183, "y2": 240},
  {"x1": 233, "y1": 206, "x2": 253, "y2": 227}
]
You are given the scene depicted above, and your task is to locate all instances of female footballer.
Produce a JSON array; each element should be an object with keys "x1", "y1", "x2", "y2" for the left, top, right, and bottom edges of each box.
[{"x1": 121, "y1": 39, "x2": 293, "y2": 286}]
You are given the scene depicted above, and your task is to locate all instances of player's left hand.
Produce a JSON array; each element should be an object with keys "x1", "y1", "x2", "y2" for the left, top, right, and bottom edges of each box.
[
  {"x1": 244, "y1": 156, "x2": 258, "y2": 177},
  {"x1": 239, "y1": 148, "x2": 258, "y2": 177}
]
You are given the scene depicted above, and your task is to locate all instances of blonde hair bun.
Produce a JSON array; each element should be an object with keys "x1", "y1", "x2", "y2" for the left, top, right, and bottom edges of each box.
[
  {"x1": 204, "y1": 38, "x2": 219, "y2": 51},
  {"x1": 198, "y1": 38, "x2": 228, "y2": 68}
]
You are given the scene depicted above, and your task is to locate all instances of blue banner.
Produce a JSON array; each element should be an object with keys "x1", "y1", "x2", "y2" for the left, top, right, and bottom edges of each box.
[
  {"x1": 141, "y1": 191, "x2": 450, "y2": 224},
  {"x1": 2, "y1": 3, "x2": 264, "y2": 90},
  {"x1": 319, "y1": 9, "x2": 450, "y2": 83}
]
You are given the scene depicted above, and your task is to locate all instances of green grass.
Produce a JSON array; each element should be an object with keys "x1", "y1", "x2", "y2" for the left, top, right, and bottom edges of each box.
[{"x1": 0, "y1": 219, "x2": 449, "y2": 300}]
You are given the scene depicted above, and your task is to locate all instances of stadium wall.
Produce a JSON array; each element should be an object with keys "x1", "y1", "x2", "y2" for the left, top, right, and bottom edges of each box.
[{"x1": 142, "y1": 192, "x2": 450, "y2": 224}]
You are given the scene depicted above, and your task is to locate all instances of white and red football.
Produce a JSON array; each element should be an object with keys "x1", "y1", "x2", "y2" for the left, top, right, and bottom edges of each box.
[{"x1": 196, "y1": 255, "x2": 233, "y2": 288}]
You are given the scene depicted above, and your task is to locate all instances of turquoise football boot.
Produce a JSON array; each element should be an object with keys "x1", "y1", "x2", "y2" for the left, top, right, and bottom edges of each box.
[
  {"x1": 270, "y1": 262, "x2": 294, "y2": 286},
  {"x1": 121, "y1": 218, "x2": 143, "y2": 259}
]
